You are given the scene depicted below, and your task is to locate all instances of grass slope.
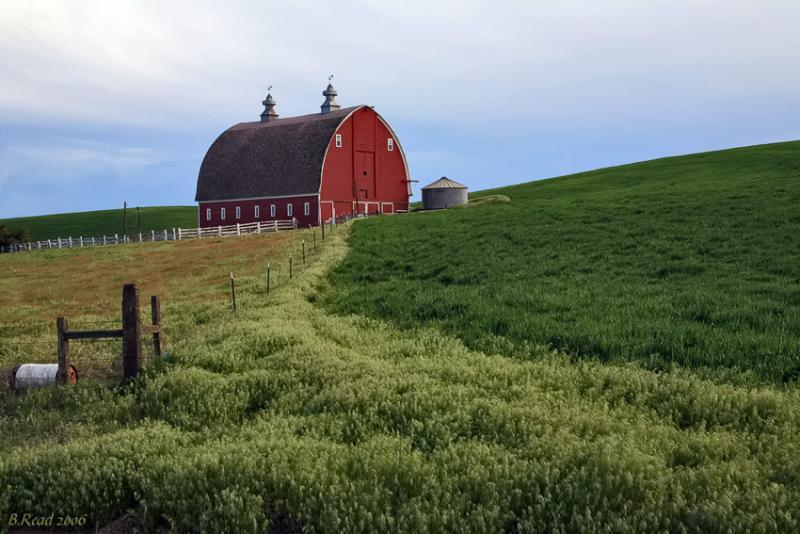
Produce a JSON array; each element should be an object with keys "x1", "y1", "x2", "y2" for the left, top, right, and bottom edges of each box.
[
  {"x1": 0, "y1": 205, "x2": 197, "y2": 241},
  {"x1": 1, "y1": 226, "x2": 799, "y2": 531},
  {"x1": 323, "y1": 141, "x2": 800, "y2": 383}
]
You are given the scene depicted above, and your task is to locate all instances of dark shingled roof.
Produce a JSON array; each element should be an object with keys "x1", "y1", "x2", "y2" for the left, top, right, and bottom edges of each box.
[{"x1": 196, "y1": 106, "x2": 362, "y2": 201}]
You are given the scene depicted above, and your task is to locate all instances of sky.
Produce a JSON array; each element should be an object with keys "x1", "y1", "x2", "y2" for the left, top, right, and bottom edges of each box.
[{"x1": 0, "y1": 0, "x2": 798, "y2": 218}]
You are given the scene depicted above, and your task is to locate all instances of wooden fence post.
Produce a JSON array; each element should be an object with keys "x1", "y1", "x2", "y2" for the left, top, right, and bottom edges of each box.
[
  {"x1": 150, "y1": 295, "x2": 163, "y2": 357},
  {"x1": 122, "y1": 284, "x2": 141, "y2": 380},
  {"x1": 289, "y1": 254, "x2": 293, "y2": 279},
  {"x1": 313, "y1": 228, "x2": 316, "y2": 250},
  {"x1": 266, "y1": 263, "x2": 271, "y2": 294},
  {"x1": 56, "y1": 317, "x2": 70, "y2": 385},
  {"x1": 57, "y1": 237, "x2": 62, "y2": 249},
  {"x1": 302, "y1": 239, "x2": 306, "y2": 267},
  {"x1": 230, "y1": 272, "x2": 237, "y2": 313}
]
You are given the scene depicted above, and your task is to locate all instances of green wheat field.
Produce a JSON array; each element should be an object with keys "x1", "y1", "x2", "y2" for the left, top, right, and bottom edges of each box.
[{"x1": 0, "y1": 142, "x2": 799, "y2": 532}]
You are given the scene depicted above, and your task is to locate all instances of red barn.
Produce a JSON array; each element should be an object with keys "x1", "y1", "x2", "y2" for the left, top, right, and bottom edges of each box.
[{"x1": 195, "y1": 83, "x2": 412, "y2": 228}]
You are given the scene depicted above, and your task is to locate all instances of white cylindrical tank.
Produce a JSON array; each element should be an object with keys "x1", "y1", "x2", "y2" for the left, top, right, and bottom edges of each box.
[{"x1": 10, "y1": 363, "x2": 78, "y2": 391}]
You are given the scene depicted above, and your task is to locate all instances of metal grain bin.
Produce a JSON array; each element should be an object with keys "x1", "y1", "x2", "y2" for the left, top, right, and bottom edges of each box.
[
  {"x1": 10, "y1": 363, "x2": 78, "y2": 391},
  {"x1": 421, "y1": 177, "x2": 468, "y2": 210}
]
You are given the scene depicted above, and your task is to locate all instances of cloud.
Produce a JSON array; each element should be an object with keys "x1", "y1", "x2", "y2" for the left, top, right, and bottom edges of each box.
[
  {"x1": 1, "y1": 1, "x2": 797, "y2": 128},
  {"x1": 0, "y1": 1, "x2": 797, "y2": 217}
]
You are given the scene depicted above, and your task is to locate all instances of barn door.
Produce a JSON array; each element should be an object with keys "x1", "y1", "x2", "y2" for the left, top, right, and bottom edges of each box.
[{"x1": 355, "y1": 151, "x2": 375, "y2": 208}]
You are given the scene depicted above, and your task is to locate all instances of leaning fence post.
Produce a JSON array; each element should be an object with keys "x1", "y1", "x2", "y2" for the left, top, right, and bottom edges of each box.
[
  {"x1": 150, "y1": 295, "x2": 163, "y2": 357},
  {"x1": 122, "y1": 284, "x2": 141, "y2": 380},
  {"x1": 56, "y1": 317, "x2": 70, "y2": 385},
  {"x1": 230, "y1": 272, "x2": 237, "y2": 313}
]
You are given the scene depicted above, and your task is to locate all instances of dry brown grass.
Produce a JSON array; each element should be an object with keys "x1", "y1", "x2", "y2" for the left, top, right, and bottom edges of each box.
[
  {"x1": 0, "y1": 231, "x2": 300, "y2": 323},
  {"x1": 0, "y1": 229, "x2": 319, "y2": 377}
]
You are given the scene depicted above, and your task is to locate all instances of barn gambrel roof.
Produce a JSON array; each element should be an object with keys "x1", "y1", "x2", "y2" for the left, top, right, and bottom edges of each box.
[{"x1": 196, "y1": 106, "x2": 362, "y2": 201}]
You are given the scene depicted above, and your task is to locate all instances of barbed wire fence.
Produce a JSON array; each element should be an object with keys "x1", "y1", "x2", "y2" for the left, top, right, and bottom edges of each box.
[{"x1": 1, "y1": 286, "x2": 164, "y2": 393}]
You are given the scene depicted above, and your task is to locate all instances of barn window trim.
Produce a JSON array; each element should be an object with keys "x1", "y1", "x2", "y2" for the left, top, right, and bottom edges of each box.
[
  {"x1": 335, "y1": 134, "x2": 342, "y2": 148},
  {"x1": 304, "y1": 202, "x2": 310, "y2": 216},
  {"x1": 221, "y1": 207, "x2": 226, "y2": 220},
  {"x1": 254, "y1": 205, "x2": 260, "y2": 218},
  {"x1": 287, "y1": 204, "x2": 293, "y2": 217},
  {"x1": 235, "y1": 206, "x2": 241, "y2": 220},
  {"x1": 270, "y1": 204, "x2": 276, "y2": 217},
  {"x1": 206, "y1": 208, "x2": 211, "y2": 221},
  {"x1": 387, "y1": 138, "x2": 394, "y2": 151}
]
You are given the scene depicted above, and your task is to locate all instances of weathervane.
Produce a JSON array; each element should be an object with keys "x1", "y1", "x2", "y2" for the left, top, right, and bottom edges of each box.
[
  {"x1": 328, "y1": 75, "x2": 334, "y2": 82},
  {"x1": 267, "y1": 84, "x2": 273, "y2": 93}
]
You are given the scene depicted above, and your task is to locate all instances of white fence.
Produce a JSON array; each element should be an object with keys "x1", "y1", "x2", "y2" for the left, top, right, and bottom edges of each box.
[{"x1": 0, "y1": 219, "x2": 298, "y2": 254}]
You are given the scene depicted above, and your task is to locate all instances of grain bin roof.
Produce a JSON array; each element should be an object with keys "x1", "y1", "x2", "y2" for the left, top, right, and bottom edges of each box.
[
  {"x1": 196, "y1": 106, "x2": 362, "y2": 201},
  {"x1": 421, "y1": 177, "x2": 467, "y2": 190}
]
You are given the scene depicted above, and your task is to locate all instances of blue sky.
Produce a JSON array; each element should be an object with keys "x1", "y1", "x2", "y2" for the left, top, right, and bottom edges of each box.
[{"x1": 1, "y1": 0, "x2": 798, "y2": 218}]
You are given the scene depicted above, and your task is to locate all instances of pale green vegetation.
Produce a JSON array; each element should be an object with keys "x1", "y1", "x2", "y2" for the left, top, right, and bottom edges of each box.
[{"x1": 1, "y1": 223, "x2": 800, "y2": 532}]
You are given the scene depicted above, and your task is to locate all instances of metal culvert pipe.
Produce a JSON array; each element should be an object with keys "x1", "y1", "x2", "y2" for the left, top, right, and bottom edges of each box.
[{"x1": 10, "y1": 363, "x2": 79, "y2": 392}]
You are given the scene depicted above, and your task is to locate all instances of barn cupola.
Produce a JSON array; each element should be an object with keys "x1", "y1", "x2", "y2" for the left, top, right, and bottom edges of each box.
[
  {"x1": 320, "y1": 78, "x2": 340, "y2": 114},
  {"x1": 260, "y1": 87, "x2": 278, "y2": 122}
]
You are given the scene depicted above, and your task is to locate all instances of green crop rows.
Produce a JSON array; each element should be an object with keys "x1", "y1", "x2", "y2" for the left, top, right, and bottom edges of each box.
[
  {"x1": 323, "y1": 141, "x2": 800, "y2": 384},
  {"x1": 1, "y1": 220, "x2": 799, "y2": 531},
  {"x1": 2, "y1": 142, "x2": 800, "y2": 531}
]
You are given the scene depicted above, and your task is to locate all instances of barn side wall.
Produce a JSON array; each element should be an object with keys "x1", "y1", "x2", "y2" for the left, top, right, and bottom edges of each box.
[
  {"x1": 319, "y1": 107, "x2": 410, "y2": 222},
  {"x1": 198, "y1": 195, "x2": 319, "y2": 228}
]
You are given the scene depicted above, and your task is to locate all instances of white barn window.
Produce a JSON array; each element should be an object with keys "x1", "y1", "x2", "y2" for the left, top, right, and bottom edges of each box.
[
  {"x1": 287, "y1": 204, "x2": 293, "y2": 217},
  {"x1": 206, "y1": 208, "x2": 211, "y2": 221},
  {"x1": 304, "y1": 202, "x2": 310, "y2": 216},
  {"x1": 235, "y1": 206, "x2": 241, "y2": 220},
  {"x1": 387, "y1": 138, "x2": 394, "y2": 151},
  {"x1": 270, "y1": 204, "x2": 276, "y2": 217},
  {"x1": 335, "y1": 134, "x2": 342, "y2": 148},
  {"x1": 221, "y1": 207, "x2": 226, "y2": 220},
  {"x1": 254, "y1": 205, "x2": 260, "y2": 218}
]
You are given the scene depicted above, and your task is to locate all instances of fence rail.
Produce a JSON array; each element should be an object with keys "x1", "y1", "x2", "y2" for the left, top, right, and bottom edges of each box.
[{"x1": 0, "y1": 219, "x2": 298, "y2": 254}]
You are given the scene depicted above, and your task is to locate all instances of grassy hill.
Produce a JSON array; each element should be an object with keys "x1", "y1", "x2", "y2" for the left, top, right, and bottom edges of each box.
[
  {"x1": 0, "y1": 205, "x2": 197, "y2": 241},
  {"x1": 323, "y1": 141, "x2": 800, "y2": 383},
  {"x1": 1, "y1": 142, "x2": 799, "y2": 531},
  {"x1": 2, "y1": 221, "x2": 800, "y2": 531}
]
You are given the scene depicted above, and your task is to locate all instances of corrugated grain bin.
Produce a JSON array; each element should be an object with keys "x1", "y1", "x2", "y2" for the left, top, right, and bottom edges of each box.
[
  {"x1": 10, "y1": 363, "x2": 78, "y2": 391},
  {"x1": 421, "y1": 177, "x2": 468, "y2": 210}
]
